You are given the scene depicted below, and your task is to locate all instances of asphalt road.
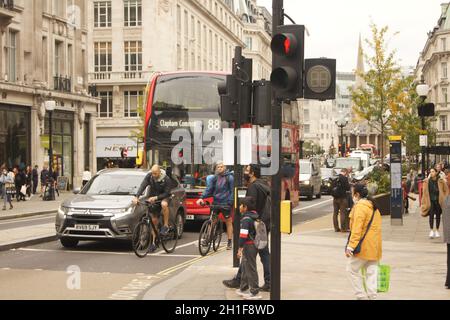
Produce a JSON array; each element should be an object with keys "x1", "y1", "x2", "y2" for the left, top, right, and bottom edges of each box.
[{"x1": 0, "y1": 196, "x2": 334, "y2": 299}]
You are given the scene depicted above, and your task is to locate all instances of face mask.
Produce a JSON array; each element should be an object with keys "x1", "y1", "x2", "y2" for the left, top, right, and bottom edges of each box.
[{"x1": 352, "y1": 196, "x2": 360, "y2": 204}]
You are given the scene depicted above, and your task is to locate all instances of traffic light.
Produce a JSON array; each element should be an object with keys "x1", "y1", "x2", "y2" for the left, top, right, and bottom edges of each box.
[
  {"x1": 237, "y1": 57, "x2": 253, "y2": 124},
  {"x1": 418, "y1": 103, "x2": 435, "y2": 117},
  {"x1": 218, "y1": 74, "x2": 238, "y2": 122},
  {"x1": 253, "y1": 80, "x2": 272, "y2": 126},
  {"x1": 270, "y1": 25, "x2": 305, "y2": 100},
  {"x1": 304, "y1": 59, "x2": 336, "y2": 100}
]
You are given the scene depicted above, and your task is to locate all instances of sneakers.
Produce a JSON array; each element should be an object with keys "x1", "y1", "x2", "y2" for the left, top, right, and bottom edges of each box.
[
  {"x1": 259, "y1": 283, "x2": 270, "y2": 292},
  {"x1": 160, "y1": 225, "x2": 169, "y2": 236},
  {"x1": 435, "y1": 230, "x2": 441, "y2": 238},
  {"x1": 148, "y1": 243, "x2": 158, "y2": 253},
  {"x1": 223, "y1": 278, "x2": 240, "y2": 289},
  {"x1": 429, "y1": 230, "x2": 435, "y2": 239},
  {"x1": 226, "y1": 240, "x2": 232, "y2": 250},
  {"x1": 235, "y1": 289, "x2": 249, "y2": 297},
  {"x1": 243, "y1": 292, "x2": 262, "y2": 300}
]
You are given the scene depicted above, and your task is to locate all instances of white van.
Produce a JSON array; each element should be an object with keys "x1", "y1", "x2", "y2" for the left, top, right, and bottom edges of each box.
[{"x1": 299, "y1": 159, "x2": 322, "y2": 200}]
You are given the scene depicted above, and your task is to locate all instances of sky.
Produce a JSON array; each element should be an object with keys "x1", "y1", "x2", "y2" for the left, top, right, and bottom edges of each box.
[{"x1": 257, "y1": 0, "x2": 446, "y2": 72}]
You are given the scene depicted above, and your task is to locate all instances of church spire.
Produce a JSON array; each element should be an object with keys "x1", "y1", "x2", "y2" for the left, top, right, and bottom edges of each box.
[{"x1": 355, "y1": 34, "x2": 365, "y2": 88}]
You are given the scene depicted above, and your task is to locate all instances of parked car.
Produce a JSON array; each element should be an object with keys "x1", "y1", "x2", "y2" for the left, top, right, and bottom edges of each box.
[
  {"x1": 321, "y1": 168, "x2": 337, "y2": 195},
  {"x1": 353, "y1": 165, "x2": 376, "y2": 182},
  {"x1": 55, "y1": 168, "x2": 186, "y2": 248},
  {"x1": 299, "y1": 159, "x2": 322, "y2": 200}
]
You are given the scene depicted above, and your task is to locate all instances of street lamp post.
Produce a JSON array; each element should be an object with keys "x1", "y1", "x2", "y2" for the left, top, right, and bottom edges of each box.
[
  {"x1": 45, "y1": 100, "x2": 56, "y2": 201},
  {"x1": 336, "y1": 116, "x2": 349, "y2": 157},
  {"x1": 416, "y1": 77, "x2": 429, "y2": 177}
]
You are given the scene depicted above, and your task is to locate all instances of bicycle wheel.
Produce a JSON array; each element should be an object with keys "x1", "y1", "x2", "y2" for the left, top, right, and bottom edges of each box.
[
  {"x1": 198, "y1": 220, "x2": 212, "y2": 256},
  {"x1": 132, "y1": 220, "x2": 152, "y2": 258},
  {"x1": 161, "y1": 220, "x2": 178, "y2": 254},
  {"x1": 212, "y1": 220, "x2": 223, "y2": 252}
]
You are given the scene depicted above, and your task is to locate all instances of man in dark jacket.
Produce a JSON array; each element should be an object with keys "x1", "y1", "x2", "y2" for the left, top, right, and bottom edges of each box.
[
  {"x1": 332, "y1": 168, "x2": 351, "y2": 232},
  {"x1": 32, "y1": 165, "x2": 39, "y2": 194},
  {"x1": 133, "y1": 165, "x2": 172, "y2": 245},
  {"x1": 40, "y1": 165, "x2": 49, "y2": 197},
  {"x1": 223, "y1": 164, "x2": 271, "y2": 292}
]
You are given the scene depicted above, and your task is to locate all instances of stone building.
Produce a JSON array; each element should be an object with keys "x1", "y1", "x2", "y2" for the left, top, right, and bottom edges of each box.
[
  {"x1": 416, "y1": 2, "x2": 450, "y2": 148},
  {"x1": 0, "y1": 0, "x2": 99, "y2": 188}
]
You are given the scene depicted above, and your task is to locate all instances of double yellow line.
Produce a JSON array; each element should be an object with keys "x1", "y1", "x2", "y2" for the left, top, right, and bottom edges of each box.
[{"x1": 157, "y1": 247, "x2": 227, "y2": 277}]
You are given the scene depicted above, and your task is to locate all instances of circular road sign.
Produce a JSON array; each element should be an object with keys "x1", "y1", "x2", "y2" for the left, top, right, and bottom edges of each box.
[{"x1": 306, "y1": 65, "x2": 332, "y2": 94}]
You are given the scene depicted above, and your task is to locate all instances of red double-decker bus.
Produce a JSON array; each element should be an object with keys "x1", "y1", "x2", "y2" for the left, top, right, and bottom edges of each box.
[{"x1": 143, "y1": 71, "x2": 299, "y2": 222}]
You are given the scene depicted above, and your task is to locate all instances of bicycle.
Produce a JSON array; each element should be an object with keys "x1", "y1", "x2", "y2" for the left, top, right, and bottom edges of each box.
[
  {"x1": 132, "y1": 199, "x2": 178, "y2": 258},
  {"x1": 198, "y1": 201, "x2": 228, "y2": 256}
]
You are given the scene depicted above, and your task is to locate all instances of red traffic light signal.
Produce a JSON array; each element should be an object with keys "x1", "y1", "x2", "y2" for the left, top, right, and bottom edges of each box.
[{"x1": 270, "y1": 25, "x2": 305, "y2": 100}]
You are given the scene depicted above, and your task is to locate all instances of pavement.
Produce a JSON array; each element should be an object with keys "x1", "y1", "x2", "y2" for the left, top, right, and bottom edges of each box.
[
  {"x1": 143, "y1": 195, "x2": 450, "y2": 300},
  {"x1": 0, "y1": 192, "x2": 72, "y2": 250}
]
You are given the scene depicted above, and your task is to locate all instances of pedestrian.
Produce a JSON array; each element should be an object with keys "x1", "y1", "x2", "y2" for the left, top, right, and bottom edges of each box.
[
  {"x1": 223, "y1": 164, "x2": 271, "y2": 292},
  {"x1": 0, "y1": 163, "x2": 5, "y2": 200},
  {"x1": 345, "y1": 183, "x2": 382, "y2": 300},
  {"x1": 14, "y1": 167, "x2": 26, "y2": 202},
  {"x1": 234, "y1": 196, "x2": 262, "y2": 300},
  {"x1": 40, "y1": 165, "x2": 49, "y2": 197},
  {"x1": 32, "y1": 165, "x2": 39, "y2": 194},
  {"x1": 421, "y1": 168, "x2": 449, "y2": 239},
  {"x1": 196, "y1": 161, "x2": 234, "y2": 250},
  {"x1": 82, "y1": 167, "x2": 92, "y2": 187},
  {"x1": 445, "y1": 169, "x2": 450, "y2": 191},
  {"x1": 0, "y1": 167, "x2": 13, "y2": 210},
  {"x1": 25, "y1": 165, "x2": 32, "y2": 198},
  {"x1": 331, "y1": 168, "x2": 351, "y2": 232},
  {"x1": 402, "y1": 176, "x2": 409, "y2": 214},
  {"x1": 53, "y1": 166, "x2": 60, "y2": 197},
  {"x1": 442, "y1": 195, "x2": 450, "y2": 289}
]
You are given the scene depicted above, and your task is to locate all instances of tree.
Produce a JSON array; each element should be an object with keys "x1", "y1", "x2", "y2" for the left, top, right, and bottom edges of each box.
[{"x1": 351, "y1": 23, "x2": 415, "y2": 161}]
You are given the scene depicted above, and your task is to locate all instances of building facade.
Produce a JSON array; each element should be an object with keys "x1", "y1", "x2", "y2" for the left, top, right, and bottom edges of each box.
[
  {"x1": 87, "y1": 0, "x2": 278, "y2": 169},
  {"x1": 416, "y1": 2, "x2": 450, "y2": 147},
  {"x1": 0, "y1": 0, "x2": 99, "y2": 188}
]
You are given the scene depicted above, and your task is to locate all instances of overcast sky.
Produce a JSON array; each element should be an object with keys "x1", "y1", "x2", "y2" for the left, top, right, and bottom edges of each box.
[{"x1": 257, "y1": 0, "x2": 446, "y2": 72}]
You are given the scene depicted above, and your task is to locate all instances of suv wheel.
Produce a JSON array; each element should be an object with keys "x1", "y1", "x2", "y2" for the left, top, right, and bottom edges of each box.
[
  {"x1": 60, "y1": 237, "x2": 79, "y2": 248},
  {"x1": 316, "y1": 193, "x2": 322, "y2": 199},
  {"x1": 176, "y1": 212, "x2": 184, "y2": 239}
]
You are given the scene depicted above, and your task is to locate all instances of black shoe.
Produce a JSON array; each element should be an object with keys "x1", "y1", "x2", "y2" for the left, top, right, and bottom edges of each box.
[
  {"x1": 259, "y1": 283, "x2": 270, "y2": 292},
  {"x1": 227, "y1": 240, "x2": 232, "y2": 250},
  {"x1": 222, "y1": 278, "x2": 240, "y2": 289},
  {"x1": 160, "y1": 225, "x2": 169, "y2": 236},
  {"x1": 335, "y1": 229, "x2": 341, "y2": 232},
  {"x1": 148, "y1": 243, "x2": 158, "y2": 253}
]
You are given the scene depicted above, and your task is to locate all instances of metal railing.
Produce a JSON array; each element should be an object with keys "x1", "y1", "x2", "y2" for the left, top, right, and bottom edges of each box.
[
  {"x1": 89, "y1": 71, "x2": 150, "y2": 82},
  {"x1": 54, "y1": 75, "x2": 72, "y2": 92}
]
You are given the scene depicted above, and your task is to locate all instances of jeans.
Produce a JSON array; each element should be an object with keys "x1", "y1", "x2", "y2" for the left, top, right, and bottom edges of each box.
[
  {"x1": 240, "y1": 243, "x2": 259, "y2": 294},
  {"x1": 236, "y1": 245, "x2": 270, "y2": 285},
  {"x1": 429, "y1": 200, "x2": 442, "y2": 229}
]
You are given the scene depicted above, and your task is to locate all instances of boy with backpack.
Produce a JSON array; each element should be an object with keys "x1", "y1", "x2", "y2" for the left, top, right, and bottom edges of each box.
[
  {"x1": 223, "y1": 164, "x2": 271, "y2": 292},
  {"x1": 235, "y1": 196, "x2": 263, "y2": 300}
]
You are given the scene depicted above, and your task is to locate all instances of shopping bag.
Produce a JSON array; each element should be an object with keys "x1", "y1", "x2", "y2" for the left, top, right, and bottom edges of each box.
[
  {"x1": 20, "y1": 185, "x2": 27, "y2": 195},
  {"x1": 377, "y1": 264, "x2": 391, "y2": 293}
]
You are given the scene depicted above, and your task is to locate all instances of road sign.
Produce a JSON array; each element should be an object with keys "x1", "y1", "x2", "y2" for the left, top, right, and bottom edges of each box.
[{"x1": 420, "y1": 135, "x2": 428, "y2": 147}]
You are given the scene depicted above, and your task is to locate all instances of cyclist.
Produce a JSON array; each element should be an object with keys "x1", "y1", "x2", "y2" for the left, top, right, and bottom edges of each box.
[
  {"x1": 197, "y1": 161, "x2": 234, "y2": 250},
  {"x1": 133, "y1": 165, "x2": 171, "y2": 252}
]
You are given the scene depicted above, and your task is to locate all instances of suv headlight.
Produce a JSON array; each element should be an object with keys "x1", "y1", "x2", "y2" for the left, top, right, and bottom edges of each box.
[
  {"x1": 57, "y1": 206, "x2": 69, "y2": 217},
  {"x1": 110, "y1": 207, "x2": 134, "y2": 219},
  {"x1": 301, "y1": 180, "x2": 310, "y2": 185}
]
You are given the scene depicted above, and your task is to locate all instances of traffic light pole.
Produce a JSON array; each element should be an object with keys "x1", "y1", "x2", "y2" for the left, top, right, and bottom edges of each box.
[{"x1": 270, "y1": 0, "x2": 283, "y2": 301}]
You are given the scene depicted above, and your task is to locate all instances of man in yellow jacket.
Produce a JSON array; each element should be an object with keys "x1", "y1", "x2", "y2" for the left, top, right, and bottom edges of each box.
[{"x1": 345, "y1": 184, "x2": 382, "y2": 300}]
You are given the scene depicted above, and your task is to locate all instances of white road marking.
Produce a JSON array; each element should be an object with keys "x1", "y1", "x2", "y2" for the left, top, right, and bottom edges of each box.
[
  {"x1": 1, "y1": 268, "x2": 11, "y2": 270},
  {"x1": 0, "y1": 214, "x2": 55, "y2": 226},
  {"x1": 154, "y1": 240, "x2": 198, "y2": 255},
  {"x1": 293, "y1": 198, "x2": 333, "y2": 215}
]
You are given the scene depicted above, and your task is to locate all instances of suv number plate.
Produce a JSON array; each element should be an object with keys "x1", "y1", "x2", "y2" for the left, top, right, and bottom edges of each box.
[{"x1": 74, "y1": 225, "x2": 99, "y2": 231}]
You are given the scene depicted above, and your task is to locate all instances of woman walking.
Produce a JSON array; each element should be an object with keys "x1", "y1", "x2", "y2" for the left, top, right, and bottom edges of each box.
[
  {"x1": 421, "y1": 168, "x2": 449, "y2": 239},
  {"x1": 25, "y1": 165, "x2": 32, "y2": 198},
  {"x1": 346, "y1": 183, "x2": 382, "y2": 300},
  {"x1": 0, "y1": 168, "x2": 14, "y2": 210},
  {"x1": 443, "y1": 195, "x2": 450, "y2": 289}
]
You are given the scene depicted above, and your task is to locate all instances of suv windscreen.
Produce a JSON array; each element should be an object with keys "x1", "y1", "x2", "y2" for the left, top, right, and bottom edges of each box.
[
  {"x1": 81, "y1": 174, "x2": 144, "y2": 196},
  {"x1": 299, "y1": 163, "x2": 312, "y2": 175}
]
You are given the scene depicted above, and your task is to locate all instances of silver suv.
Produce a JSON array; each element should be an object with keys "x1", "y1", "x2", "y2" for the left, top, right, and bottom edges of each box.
[{"x1": 55, "y1": 169, "x2": 186, "y2": 248}]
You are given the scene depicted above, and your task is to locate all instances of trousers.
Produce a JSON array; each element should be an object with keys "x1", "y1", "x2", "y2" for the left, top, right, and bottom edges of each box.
[
  {"x1": 346, "y1": 256, "x2": 378, "y2": 300},
  {"x1": 333, "y1": 197, "x2": 349, "y2": 231},
  {"x1": 240, "y1": 243, "x2": 259, "y2": 295}
]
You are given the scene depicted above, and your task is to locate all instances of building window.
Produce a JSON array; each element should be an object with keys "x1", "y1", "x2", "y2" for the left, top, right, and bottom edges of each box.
[
  {"x1": 441, "y1": 115, "x2": 448, "y2": 131},
  {"x1": 124, "y1": 41, "x2": 142, "y2": 72},
  {"x1": 124, "y1": 0, "x2": 142, "y2": 27},
  {"x1": 443, "y1": 38, "x2": 447, "y2": 51},
  {"x1": 98, "y1": 92, "x2": 113, "y2": 118},
  {"x1": 245, "y1": 37, "x2": 252, "y2": 50},
  {"x1": 304, "y1": 124, "x2": 310, "y2": 134},
  {"x1": 6, "y1": 30, "x2": 16, "y2": 82},
  {"x1": 94, "y1": 42, "x2": 112, "y2": 73},
  {"x1": 443, "y1": 87, "x2": 448, "y2": 105},
  {"x1": 124, "y1": 91, "x2": 143, "y2": 118},
  {"x1": 94, "y1": 1, "x2": 111, "y2": 28},
  {"x1": 54, "y1": 41, "x2": 63, "y2": 76},
  {"x1": 442, "y1": 62, "x2": 448, "y2": 79}
]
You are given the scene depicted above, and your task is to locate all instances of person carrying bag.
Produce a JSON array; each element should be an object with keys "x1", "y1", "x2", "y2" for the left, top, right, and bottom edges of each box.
[{"x1": 345, "y1": 183, "x2": 382, "y2": 300}]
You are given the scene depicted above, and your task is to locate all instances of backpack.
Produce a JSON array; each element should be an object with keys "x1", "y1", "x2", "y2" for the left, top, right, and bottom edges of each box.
[
  {"x1": 254, "y1": 182, "x2": 271, "y2": 230},
  {"x1": 331, "y1": 176, "x2": 345, "y2": 198},
  {"x1": 253, "y1": 219, "x2": 268, "y2": 250}
]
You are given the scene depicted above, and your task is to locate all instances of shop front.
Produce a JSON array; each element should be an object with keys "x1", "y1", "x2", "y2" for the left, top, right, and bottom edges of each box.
[
  {"x1": 96, "y1": 137, "x2": 139, "y2": 169},
  {"x1": 0, "y1": 104, "x2": 31, "y2": 169}
]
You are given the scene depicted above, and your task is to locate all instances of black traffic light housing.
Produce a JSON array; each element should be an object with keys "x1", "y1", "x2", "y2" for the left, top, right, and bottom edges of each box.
[
  {"x1": 253, "y1": 80, "x2": 272, "y2": 126},
  {"x1": 237, "y1": 57, "x2": 253, "y2": 124},
  {"x1": 270, "y1": 24, "x2": 305, "y2": 100},
  {"x1": 304, "y1": 58, "x2": 336, "y2": 101},
  {"x1": 418, "y1": 103, "x2": 435, "y2": 117},
  {"x1": 218, "y1": 74, "x2": 239, "y2": 122}
]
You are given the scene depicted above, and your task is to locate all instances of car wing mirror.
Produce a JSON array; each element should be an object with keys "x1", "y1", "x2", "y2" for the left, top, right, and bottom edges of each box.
[{"x1": 73, "y1": 188, "x2": 81, "y2": 195}]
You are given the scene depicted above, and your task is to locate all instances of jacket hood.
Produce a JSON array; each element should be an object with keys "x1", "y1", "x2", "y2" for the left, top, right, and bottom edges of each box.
[
  {"x1": 355, "y1": 199, "x2": 374, "y2": 210},
  {"x1": 253, "y1": 179, "x2": 270, "y2": 193},
  {"x1": 243, "y1": 211, "x2": 259, "y2": 220},
  {"x1": 221, "y1": 170, "x2": 233, "y2": 178},
  {"x1": 156, "y1": 169, "x2": 167, "y2": 182}
]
